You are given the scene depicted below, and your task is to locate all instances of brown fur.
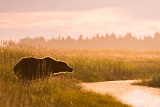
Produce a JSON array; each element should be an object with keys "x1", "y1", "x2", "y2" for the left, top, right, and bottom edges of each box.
[{"x1": 13, "y1": 57, "x2": 73, "y2": 80}]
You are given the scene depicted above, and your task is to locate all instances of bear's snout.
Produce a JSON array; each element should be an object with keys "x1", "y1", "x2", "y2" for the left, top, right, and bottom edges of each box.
[{"x1": 69, "y1": 67, "x2": 73, "y2": 72}]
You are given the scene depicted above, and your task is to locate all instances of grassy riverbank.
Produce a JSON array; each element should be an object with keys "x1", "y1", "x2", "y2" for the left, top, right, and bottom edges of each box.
[
  {"x1": 0, "y1": 45, "x2": 132, "y2": 107},
  {"x1": 134, "y1": 75, "x2": 160, "y2": 88},
  {"x1": 0, "y1": 76, "x2": 130, "y2": 107}
]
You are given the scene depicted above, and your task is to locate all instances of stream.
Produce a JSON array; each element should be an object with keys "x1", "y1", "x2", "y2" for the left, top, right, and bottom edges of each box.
[{"x1": 81, "y1": 80, "x2": 160, "y2": 107}]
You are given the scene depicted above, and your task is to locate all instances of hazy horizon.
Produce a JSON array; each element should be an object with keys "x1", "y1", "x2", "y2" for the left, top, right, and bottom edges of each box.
[{"x1": 1, "y1": 0, "x2": 160, "y2": 41}]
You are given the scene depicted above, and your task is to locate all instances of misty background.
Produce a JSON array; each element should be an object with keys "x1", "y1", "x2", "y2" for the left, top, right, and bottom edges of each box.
[{"x1": 2, "y1": 32, "x2": 160, "y2": 50}]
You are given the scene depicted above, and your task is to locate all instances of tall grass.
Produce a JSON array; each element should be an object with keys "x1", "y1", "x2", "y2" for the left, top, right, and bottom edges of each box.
[
  {"x1": 0, "y1": 45, "x2": 131, "y2": 107},
  {"x1": 1, "y1": 44, "x2": 160, "y2": 107},
  {"x1": 134, "y1": 74, "x2": 160, "y2": 88},
  {"x1": 1, "y1": 45, "x2": 160, "y2": 82}
]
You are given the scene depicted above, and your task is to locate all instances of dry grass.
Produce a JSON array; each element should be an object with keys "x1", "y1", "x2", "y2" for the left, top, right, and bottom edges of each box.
[{"x1": 0, "y1": 45, "x2": 132, "y2": 107}]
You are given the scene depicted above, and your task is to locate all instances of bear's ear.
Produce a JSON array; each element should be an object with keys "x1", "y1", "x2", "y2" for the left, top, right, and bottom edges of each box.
[{"x1": 58, "y1": 61, "x2": 63, "y2": 63}]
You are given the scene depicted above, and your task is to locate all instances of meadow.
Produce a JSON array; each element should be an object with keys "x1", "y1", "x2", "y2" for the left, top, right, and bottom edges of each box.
[{"x1": 0, "y1": 44, "x2": 160, "y2": 106}]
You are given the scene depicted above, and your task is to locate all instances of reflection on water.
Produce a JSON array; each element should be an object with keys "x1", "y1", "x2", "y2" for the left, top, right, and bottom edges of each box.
[{"x1": 82, "y1": 80, "x2": 160, "y2": 107}]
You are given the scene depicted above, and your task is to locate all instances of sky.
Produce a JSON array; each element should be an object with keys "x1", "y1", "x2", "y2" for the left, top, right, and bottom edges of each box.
[{"x1": 0, "y1": 0, "x2": 160, "y2": 41}]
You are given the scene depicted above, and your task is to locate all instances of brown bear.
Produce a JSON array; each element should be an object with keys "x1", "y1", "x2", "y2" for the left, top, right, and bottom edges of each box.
[{"x1": 13, "y1": 57, "x2": 73, "y2": 80}]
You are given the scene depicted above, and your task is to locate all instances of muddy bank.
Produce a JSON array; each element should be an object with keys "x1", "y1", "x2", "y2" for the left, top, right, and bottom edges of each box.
[{"x1": 81, "y1": 80, "x2": 160, "y2": 107}]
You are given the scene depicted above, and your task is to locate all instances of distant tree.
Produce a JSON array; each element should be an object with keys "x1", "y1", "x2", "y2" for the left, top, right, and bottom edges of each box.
[
  {"x1": 35, "y1": 36, "x2": 46, "y2": 43},
  {"x1": 66, "y1": 36, "x2": 72, "y2": 41},
  {"x1": 144, "y1": 36, "x2": 152, "y2": 40},
  {"x1": 124, "y1": 32, "x2": 133, "y2": 39},
  {"x1": 58, "y1": 35, "x2": 61, "y2": 40},
  {"x1": 154, "y1": 32, "x2": 160, "y2": 40},
  {"x1": 15, "y1": 32, "x2": 160, "y2": 50},
  {"x1": 108, "y1": 33, "x2": 117, "y2": 41},
  {"x1": 78, "y1": 35, "x2": 83, "y2": 41},
  {"x1": 153, "y1": 32, "x2": 160, "y2": 49},
  {"x1": 95, "y1": 33, "x2": 100, "y2": 40},
  {"x1": 91, "y1": 36, "x2": 96, "y2": 41},
  {"x1": 100, "y1": 35, "x2": 105, "y2": 40},
  {"x1": 84, "y1": 37, "x2": 89, "y2": 41},
  {"x1": 61, "y1": 37, "x2": 65, "y2": 41},
  {"x1": 19, "y1": 37, "x2": 31, "y2": 44}
]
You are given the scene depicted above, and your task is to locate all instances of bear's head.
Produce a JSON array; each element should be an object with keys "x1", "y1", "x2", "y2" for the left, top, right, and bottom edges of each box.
[{"x1": 56, "y1": 61, "x2": 73, "y2": 72}]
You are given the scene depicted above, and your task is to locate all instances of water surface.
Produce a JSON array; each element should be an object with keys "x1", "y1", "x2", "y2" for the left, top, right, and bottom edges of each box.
[{"x1": 82, "y1": 80, "x2": 160, "y2": 107}]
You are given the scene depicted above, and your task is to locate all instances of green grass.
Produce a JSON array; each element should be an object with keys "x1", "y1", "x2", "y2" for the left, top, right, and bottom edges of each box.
[
  {"x1": 0, "y1": 45, "x2": 131, "y2": 107},
  {"x1": 134, "y1": 75, "x2": 160, "y2": 88}
]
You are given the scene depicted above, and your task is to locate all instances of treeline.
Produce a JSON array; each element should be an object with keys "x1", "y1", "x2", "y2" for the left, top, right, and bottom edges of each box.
[{"x1": 16, "y1": 32, "x2": 160, "y2": 50}]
